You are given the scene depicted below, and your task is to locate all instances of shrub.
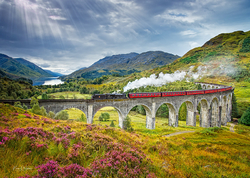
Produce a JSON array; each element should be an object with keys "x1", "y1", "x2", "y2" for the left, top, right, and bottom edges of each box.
[
  {"x1": 123, "y1": 116, "x2": 134, "y2": 132},
  {"x1": 54, "y1": 110, "x2": 69, "y2": 120},
  {"x1": 48, "y1": 111, "x2": 55, "y2": 119},
  {"x1": 14, "y1": 101, "x2": 23, "y2": 109},
  {"x1": 239, "y1": 106, "x2": 250, "y2": 126}
]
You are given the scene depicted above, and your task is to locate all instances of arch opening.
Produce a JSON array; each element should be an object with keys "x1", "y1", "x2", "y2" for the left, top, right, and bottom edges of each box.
[
  {"x1": 127, "y1": 104, "x2": 152, "y2": 130},
  {"x1": 92, "y1": 106, "x2": 122, "y2": 128},
  {"x1": 155, "y1": 103, "x2": 169, "y2": 127},
  {"x1": 57, "y1": 108, "x2": 87, "y2": 122}
]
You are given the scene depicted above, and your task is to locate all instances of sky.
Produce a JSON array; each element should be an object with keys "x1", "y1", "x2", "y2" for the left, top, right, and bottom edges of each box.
[{"x1": 0, "y1": 0, "x2": 250, "y2": 74}]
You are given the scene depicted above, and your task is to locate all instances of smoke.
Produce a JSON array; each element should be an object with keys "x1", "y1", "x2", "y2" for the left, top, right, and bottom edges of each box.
[
  {"x1": 123, "y1": 64, "x2": 237, "y2": 92},
  {"x1": 123, "y1": 67, "x2": 203, "y2": 92}
]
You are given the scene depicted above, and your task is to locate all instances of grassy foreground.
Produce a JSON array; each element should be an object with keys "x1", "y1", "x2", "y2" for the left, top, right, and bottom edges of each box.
[{"x1": 0, "y1": 103, "x2": 250, "y2": 177}]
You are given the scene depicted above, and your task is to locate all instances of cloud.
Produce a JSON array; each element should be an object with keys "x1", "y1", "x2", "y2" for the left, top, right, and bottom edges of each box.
[
  {"x1": 49, "y1": 16, "x2": 67, "y2": 21},
  {"x1": 0, "y1": 0, "x2": 250, "y2": 75},
  {"x1": 38, "y1": 63, "x2": 50, "y2": 68}
]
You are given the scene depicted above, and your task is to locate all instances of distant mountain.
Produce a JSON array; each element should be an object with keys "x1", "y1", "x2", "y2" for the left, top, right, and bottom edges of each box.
[
  {"x1": 45, "y1": 70, "x2": 63, "y2": 77},
  {"x1": 62, "y1": 51, "x2": 180, "y2": 79},
  {"x1": 0, "y1": 53, "x2": 53, "y2": 78}
]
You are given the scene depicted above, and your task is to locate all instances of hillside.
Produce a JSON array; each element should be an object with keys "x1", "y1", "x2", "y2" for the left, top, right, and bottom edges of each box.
[
  {"x1": 62, "y1": 51, "x2": 180, "y2": 79},
  {"x1": 0, "y1": 53, "x2": 53, "y2": 78},
  {"x1": 0, "y1": 103, "x2": 250, "y2": 177}
]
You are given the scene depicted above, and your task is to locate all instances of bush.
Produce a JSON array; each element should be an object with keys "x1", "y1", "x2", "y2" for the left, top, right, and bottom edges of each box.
[
  {"x1": 54, "y1": 110, "x2": 69, "y2": 120},
  {"x1": 14, "y1": 101, "x2": 23, "y2": 109},
  {"x1": 48, "y1": 111, "x2": 55, "y2": 119},
  {"x1": 239, "y1": 106, "x2": 250, "y2": 126}
]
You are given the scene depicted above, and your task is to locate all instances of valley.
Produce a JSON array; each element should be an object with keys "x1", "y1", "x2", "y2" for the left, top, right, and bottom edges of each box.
[{"x1": 1, "y1": 30, "x2": 250, "y2": 177}]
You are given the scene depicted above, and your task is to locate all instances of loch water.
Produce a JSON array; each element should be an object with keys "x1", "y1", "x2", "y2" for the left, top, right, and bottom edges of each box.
[{"x1": 33, "y1": 77, "x2": 64, "y2": 86}]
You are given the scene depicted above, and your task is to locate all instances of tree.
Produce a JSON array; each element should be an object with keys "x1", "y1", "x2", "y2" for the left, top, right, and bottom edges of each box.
[
  {"x1": 42, "y1": 93, "x2": 48, "y2": 99},
  {"x1": 80, "y1": 87, "x2": 89, "y2": 94},
  {"x1": 123, "y1": 116, "x2": 134, "y2": 132},
  {"x1": 30, "y1": 97, "x2": 39, "y2": 108},
  {"x1": 14, "y1": 101, "x2": 23, "y2": 109},
  {"x1": 231, "y1": 93, "x2": 239, "y2": 119},
  {"x1": 239, "y1": 106, "x2": 250, "y2": 126},
  {"x1": 31, "y1": 103, "x2": 42, "y2": 115},
  {"x1": 79, "y1": 113, "x2": 86, "y2": 122},
  {"x1": 110, "y1": 120, "x2": 115, "y2": 127},
  {"x1": 99, "y1": 113, "x2": 110, "y2": 121},
  {"x1": 54, "y1": 110, "x2": 69, "y2": 120}
]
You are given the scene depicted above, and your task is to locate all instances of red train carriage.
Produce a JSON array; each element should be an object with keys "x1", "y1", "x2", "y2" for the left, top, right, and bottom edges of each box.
[
  {"x1": 217, "y1": 88, "x2": 226, "y2": 92},
  {"x1": 186, "y1": 90, "x2": 204, "y2": 95},
  {"x1": 162, "y1": 91, "x2": 186, "y2": 97},
  {"x1": 204, "y1": 89, "x2": 218, "y2": 94},
  {"x1": 225, "y1": 86, "x2": 233, "y2": 91},
  {"x1": 128, "y1": 92, "x2": 161, "y2": 98}
]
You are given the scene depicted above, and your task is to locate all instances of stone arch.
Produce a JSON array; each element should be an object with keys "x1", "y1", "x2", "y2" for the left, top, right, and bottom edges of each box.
[
  {"x1": 92, "y1": 105, "x2": 124, "y2": 127},
  {"x1": 126, "y1": 103, "x2": 153, "y2": 129},
  {"x1": 198, "y1": 99, "x2": 209, "y2": 127},
  {"x1": 210, "y1": 97, "x2": 220, "y2": 127},
  {"x1": 221, "y1": 95, "x2": 227, "y2": 125},
  {"x1": 203, "y1": 85, "x2": 206, "y2": 89},
  {"x1": 212, "y1": 86, "x2": 215, "y2": 89}
]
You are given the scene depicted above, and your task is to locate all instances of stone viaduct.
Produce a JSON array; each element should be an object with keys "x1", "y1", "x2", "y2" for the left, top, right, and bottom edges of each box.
[{"x1": 0, "y1": 83, "x2": 233, "y2": 129}]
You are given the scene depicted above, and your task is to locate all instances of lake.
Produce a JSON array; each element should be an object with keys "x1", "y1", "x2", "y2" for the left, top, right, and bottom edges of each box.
[{"x1": 33, "y1": 77, "x2": 64, "y2": 86}]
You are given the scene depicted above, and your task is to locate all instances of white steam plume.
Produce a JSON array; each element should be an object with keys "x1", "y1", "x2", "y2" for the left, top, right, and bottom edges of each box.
[{"x1": 123, "y1": 66, "x2": 207, "y2": 92}]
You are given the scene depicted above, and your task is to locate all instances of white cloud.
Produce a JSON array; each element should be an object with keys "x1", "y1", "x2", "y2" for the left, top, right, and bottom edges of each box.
[
  {"x1": 49, "y1": 16, "x2": 67, "y2": 21},
  {"x1": 180, "y1": 30, "x2": 197, "y2": 36}
]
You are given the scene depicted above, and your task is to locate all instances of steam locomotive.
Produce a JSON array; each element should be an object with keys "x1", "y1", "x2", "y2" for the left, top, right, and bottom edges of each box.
[{"x1": 91, "y1": 86, "x2": 233, "y2": 100}]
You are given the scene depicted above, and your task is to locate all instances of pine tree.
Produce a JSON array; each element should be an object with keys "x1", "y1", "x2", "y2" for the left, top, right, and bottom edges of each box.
[{"x1": 110, "y1": 120, "x2": 115, "y2": 127}]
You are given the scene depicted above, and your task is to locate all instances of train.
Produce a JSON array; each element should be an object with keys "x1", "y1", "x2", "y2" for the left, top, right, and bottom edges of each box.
[{"x1": 91, "y1": 86, "x2": 233, "y2": 100}]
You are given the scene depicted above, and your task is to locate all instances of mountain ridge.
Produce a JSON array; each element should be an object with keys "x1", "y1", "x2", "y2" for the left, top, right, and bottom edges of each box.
[
  {"x1": 62, "y1": 51, "x2": 180, "y2": 79},
  {"x1": 0, "y1": 53, "x2": 53, "y2": 79}
]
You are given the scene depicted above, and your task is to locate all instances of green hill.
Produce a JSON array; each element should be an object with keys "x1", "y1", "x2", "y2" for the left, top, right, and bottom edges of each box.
[{"x1": 0, "y1": 53, "x2": 53, "y2": 78}]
